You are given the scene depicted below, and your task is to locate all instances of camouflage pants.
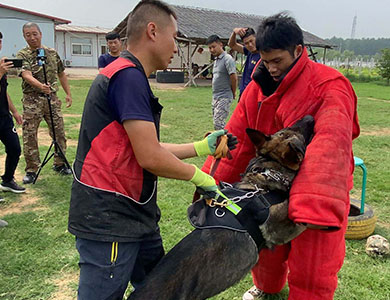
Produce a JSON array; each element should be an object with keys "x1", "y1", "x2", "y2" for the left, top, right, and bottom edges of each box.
[
  {"x1": 22, "y1": 93, "x2": 67, "y2": 173},
  {"x1": 212, "y1": 97, "x2": 233, "y2": 130}
]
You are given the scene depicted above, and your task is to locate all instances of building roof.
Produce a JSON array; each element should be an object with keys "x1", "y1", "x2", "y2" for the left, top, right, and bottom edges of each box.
[
  {"x1": 55, "y1": 24, "x2": 112, "y2": 34},
  {"x1": 114, "y1": 5, "x2": 332, "y2": 48},
  {"x1": 0, "y1": 3, "x2": 70, "y2": 24}
]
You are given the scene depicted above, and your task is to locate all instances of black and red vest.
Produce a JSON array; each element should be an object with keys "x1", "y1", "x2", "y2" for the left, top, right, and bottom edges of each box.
[{"x1": 68, "y1": 51, "x2": 163, "y2": 242}]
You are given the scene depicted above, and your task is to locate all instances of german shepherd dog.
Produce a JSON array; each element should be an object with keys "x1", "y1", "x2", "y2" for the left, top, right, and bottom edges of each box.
[{"x1": 128, "y1": 115, "x2": 315, "y2": 300}]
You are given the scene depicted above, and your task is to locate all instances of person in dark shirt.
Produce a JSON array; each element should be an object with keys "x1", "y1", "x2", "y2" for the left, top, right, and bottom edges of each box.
[
  {"x1": 98, "y1": 31, "x2": 122, "y2": 70},
  {"x1": 228, "y1": 27, "x2": 260, "y2": 98},
  {"x1": 0, "y1": 31, "x2": 25, "y2": 203},
  {"x1": 69, "y1": 1, "x2": 237, "y2": 299}
]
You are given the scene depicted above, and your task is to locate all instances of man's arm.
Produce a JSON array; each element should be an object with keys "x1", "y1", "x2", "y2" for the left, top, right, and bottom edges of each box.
[
  {"x1": 7, "y1": 93, "x2": 22, "y2": 125},
  {"x1": 228, "y1": 28, "x2": 246, "y2": 54},
  {"x1": 20, "y1": 70, "x2": 51, "y2": 94},
  {"x1": 58, "y1": 71, "x2": 72, "y2": 108},
  {"x1": 161, "y1": 142, "x2": 197, "y2": 159},
  {"x1": 230, "y1": 73, "x2": 237, "y2": 99},
  {"x1": 124, "y1": 119, "x2": 196, "y2": 179}
]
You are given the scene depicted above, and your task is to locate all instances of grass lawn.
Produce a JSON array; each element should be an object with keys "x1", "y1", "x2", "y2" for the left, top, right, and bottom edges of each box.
[{"x1": 0, "y1": 78, "x2": 389, "y2": 300}]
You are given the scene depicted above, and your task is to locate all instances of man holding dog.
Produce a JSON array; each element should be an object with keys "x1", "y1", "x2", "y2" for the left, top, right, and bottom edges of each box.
[
  {"x1": 228, "y1": 27, "x2": 260, "y2": 98},
  {"x1": 68, "y1": 1, "x2": 236, "y2": 299},
  {"x1": 202, "y1": 13, "x2": 359, "y2": 300}
]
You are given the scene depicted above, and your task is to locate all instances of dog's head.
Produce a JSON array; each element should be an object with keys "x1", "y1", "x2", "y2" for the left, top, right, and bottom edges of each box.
[{"x1": 246, "y1": 115, "x2": 314, "y2": 171}]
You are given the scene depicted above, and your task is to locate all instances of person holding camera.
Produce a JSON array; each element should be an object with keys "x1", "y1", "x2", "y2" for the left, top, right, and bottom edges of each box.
[
  {"x1": 17, "y1": 22, "x2": 72, "y2": 184},
  {"x1": 0, "y1": 31, "x2": 25, "y2": 203},
  {"x1": 228, "y1": 27, "x2": 260, "y2": 98}
]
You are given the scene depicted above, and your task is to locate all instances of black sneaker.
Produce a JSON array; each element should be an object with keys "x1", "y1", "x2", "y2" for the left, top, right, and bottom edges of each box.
[
  {"x1": 23, "y1": 172, "x2": 37, "y2": 184},
  {"x1": 53, "y1": 165, "x2": 72, "y2": 175},
  {"x1": 1, "y1": 179, "x2": 26, "y2": 193}
]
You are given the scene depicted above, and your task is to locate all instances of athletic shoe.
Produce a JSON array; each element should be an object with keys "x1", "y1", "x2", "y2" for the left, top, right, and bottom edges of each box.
[
  {"x1": 1, "y1": 179, "x2": 26, "y2": 193},
  {"x1": 53, "y1": 165, "x2": 72, "y2": 175},
  {"x1": 23, "y1": 172, "x2": 37, "y2": 184},
  {"x1": 242, "y1": 286, "x2": 267, "y2": 300}
]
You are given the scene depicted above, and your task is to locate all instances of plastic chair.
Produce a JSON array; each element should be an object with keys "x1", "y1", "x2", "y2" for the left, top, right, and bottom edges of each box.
[{"x1": 354, "y1": 156, "x2": 367, "y2": 214}]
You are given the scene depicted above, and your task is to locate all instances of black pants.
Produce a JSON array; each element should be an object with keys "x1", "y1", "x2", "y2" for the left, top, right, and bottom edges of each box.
[{"x1": 0, "y1": 114, "x2": 21, "y2": 182}]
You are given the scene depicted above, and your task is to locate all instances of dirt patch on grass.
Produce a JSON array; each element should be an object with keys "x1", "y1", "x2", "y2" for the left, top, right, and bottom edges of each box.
[
  {"x1": 367, "y1": 97, "x2": 390, "y2": 103},
  {"x1": 360, "y1": 127, "x2": 390, "y2": 137},
  {"x1": 15, "y1": 127, "x2": 78, "y2": 147},
  {"x1": 48, "y1": 271, "x2": 78, "y2": 300},
  {"x1": 0, "y1": 155, "x2": 46, "y2": 218},
  {"x1": 377, "y1": 220, "x2": 390, "y2": 229},
  {"x1": 63, "y1": 114, "x2": 82, "y2": 118}
]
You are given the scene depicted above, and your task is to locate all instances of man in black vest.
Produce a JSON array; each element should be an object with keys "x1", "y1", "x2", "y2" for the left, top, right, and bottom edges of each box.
[{"x1": 68, "y1": 1, "x2": 236, "y2": 299}]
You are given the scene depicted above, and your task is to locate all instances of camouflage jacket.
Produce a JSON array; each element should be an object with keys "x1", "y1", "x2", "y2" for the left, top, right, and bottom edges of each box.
[{"x1": 17, "y1": 45, "x2": 65, "y2": 94}]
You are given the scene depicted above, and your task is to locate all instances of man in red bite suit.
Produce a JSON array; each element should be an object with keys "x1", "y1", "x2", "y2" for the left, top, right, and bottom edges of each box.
[{"x1": 202, "y1": 12, "x2": 360, "y2": 300}]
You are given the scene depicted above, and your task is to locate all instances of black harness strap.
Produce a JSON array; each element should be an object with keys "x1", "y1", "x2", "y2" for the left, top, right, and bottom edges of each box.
[{"x1": 188, "y1": 184, "x2": 288, "y2": 250}]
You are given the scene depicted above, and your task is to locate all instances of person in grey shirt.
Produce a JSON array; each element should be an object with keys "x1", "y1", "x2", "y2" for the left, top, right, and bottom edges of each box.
[{"x1": 207, "y1": 35, "x2": 237, "y2": 130}]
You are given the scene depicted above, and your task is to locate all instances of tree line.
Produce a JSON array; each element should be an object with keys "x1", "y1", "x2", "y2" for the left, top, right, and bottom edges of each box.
[{"x1": 326, "y1": 37, "x2": 390, "y2": 56}]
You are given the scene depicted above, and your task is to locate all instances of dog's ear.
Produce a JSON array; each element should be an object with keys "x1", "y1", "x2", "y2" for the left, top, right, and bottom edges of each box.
[
  {"x1": 246, "y1": 128, "x2": 270, "y2": 150},
  {"x1": 282, "y1": 142, "x2": 305, "y2": 170}
]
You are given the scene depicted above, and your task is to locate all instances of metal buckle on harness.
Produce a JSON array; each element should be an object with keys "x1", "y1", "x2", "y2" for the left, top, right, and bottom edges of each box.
[{"x1": 205, "y1": 198, "x2": 228, "y2": 208}]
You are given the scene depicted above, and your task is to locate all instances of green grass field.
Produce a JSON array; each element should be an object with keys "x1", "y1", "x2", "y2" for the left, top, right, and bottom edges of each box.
[{"x1": 0, "y1": 78, "x2": 389, "y2": 300}]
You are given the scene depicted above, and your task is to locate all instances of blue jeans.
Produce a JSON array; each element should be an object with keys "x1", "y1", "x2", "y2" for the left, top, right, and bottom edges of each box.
[{"x1": 76, "y1": 236, "x2": 164, "y2": 300}]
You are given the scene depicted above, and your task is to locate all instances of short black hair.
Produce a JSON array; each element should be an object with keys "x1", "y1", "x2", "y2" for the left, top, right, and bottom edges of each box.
[
  {"x1": 241, "y1": 27, "x2": 255, "y2": 40},
  {"x1": 126, "y1": 0, "x2": 177, "y2": 43},
  {"x1": 0, "y1": 31, "x2": 2, "y2": 39},
  {"x1": 206, "y1": 35, "x2": 222, "y2": 45},
  {"x1": 256, "y1": 12, "x2": 304, "y2": 55},
  {"x1": 105, "y1": 31, "x2": 120, "y2": 41}
]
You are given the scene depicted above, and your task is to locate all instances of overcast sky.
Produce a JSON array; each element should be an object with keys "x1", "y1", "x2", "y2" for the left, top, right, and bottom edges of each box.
[{"x1": 2, "y1": 0, "x2": 390, "y2": 39}]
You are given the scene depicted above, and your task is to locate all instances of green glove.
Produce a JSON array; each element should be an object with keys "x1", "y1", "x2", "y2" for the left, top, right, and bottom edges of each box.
[
  {"x1": 189, "y1": 165, "x2": 218, "y2": 192},
  {"x1": 193, "y1": 129, "x2": 227, "y2": 156}
]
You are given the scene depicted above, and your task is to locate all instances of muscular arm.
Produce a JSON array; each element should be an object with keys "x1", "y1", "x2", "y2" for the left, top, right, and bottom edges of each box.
[
  {"x1": 228, "y1": 28, "x2": 245, "y2": 54},
  {"x1": 58, "y1": 71, "x2": 72, "y2": 107},
  {"x1": 230, "y1": 73, "x2": 238, "y2": 99},
  {"x1": 124, "y1": 119, "x2": 196, "y2": 180}
]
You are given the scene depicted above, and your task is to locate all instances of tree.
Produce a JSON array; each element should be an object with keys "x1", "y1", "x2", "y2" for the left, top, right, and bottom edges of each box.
[{"x1": 376, "y1": 48, "x2": 390, "y2": 85}]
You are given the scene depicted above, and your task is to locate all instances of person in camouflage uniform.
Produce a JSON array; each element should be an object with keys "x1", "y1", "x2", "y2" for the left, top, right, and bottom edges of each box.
[{"x1": 17, "y1": 22, "x2": 72, "y2": 184}]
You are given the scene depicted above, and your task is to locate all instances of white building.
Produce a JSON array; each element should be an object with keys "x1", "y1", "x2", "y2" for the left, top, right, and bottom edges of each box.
[
  {"x1": 0, "y1": 3, "x2": 70, "y2": 58},
  {"x1": 55, "y1": 25, "x2": 111, "y2": 68}
]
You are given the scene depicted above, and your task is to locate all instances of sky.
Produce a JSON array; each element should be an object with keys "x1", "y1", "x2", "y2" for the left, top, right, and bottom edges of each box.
[{"x1": 2, "y1": 0, "x2": 390, "y2": 39}]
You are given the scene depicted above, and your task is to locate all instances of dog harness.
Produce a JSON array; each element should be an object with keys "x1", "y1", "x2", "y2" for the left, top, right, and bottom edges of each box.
[{"x1": 188, "y1": 182, "x2": 288, "y2": 249}]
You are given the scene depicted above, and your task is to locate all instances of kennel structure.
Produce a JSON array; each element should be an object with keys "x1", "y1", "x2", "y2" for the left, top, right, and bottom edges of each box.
[{"x1": 113, "y1": 5, "x2": 333, "y2": 86}]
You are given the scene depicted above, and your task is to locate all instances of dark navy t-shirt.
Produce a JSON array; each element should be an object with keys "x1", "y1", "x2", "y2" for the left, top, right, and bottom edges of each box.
[
  {"x1": 239, "y1": 47, "x2": 260, "y2": 95},
  {"x1": 98, "y1": 53, "x2": 119, "y2": 69},
  {"x1": 107, "y1": 67, "x2": 154, "y2": 123}
]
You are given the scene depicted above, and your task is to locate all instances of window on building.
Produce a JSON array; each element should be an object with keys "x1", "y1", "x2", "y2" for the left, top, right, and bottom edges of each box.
[
  {"x1": 101, "y1": 45, "x2": 107, "y2": 55},
  {"x1": 71, "y1": 38, "x2": 92, "y2": 56}
]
